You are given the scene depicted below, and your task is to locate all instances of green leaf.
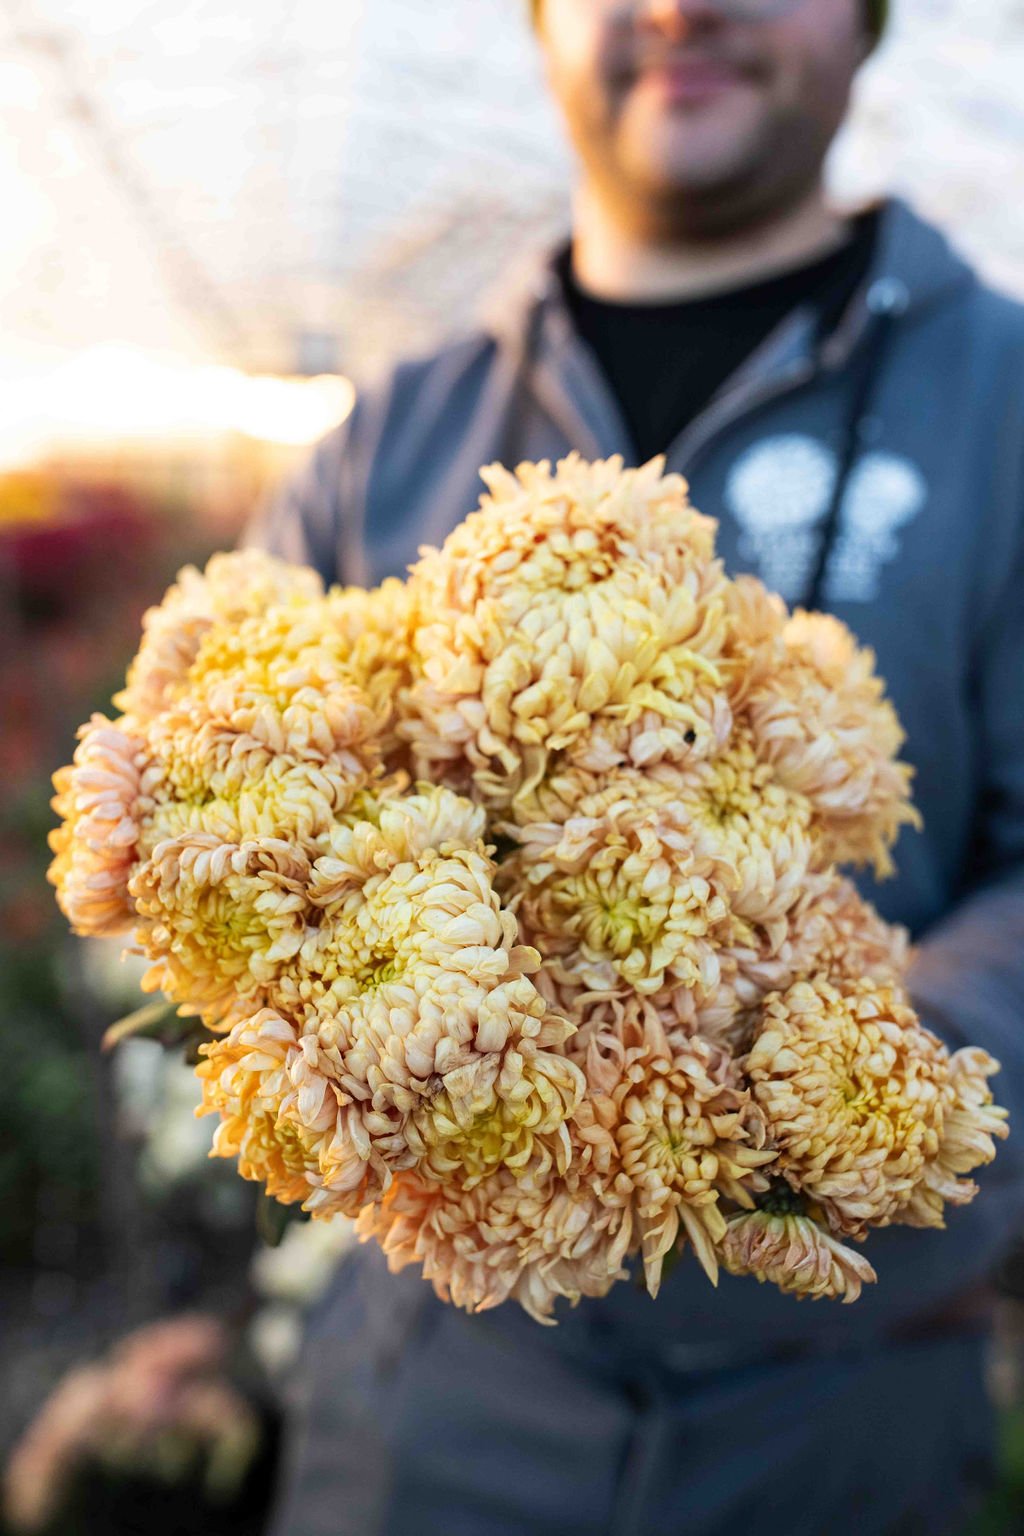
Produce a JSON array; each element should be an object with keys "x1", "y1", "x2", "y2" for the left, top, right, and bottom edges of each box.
[{"x1": 256, "y1": 1191, "x2": 304, "y2": 1248}]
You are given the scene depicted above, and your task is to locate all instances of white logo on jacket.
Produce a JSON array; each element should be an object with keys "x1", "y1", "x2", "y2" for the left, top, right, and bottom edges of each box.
[{"x1": 724, "y1": 433, "x2": 926, "y2": 604}]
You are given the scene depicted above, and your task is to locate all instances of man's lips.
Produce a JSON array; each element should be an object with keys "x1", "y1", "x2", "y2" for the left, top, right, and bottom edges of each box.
[{"x1": 632, "y1": 56, "x2": 751, "y2": 105}]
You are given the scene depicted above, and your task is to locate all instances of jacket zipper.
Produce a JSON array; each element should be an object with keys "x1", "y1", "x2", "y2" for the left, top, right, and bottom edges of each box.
[{"x1": 669, "y1": 353, "x2": 819, "y2": 478}]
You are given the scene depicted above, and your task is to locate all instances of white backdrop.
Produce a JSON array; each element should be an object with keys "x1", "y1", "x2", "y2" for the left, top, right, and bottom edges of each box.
[{"x1": 1, "y1": 0, "x2": 1022, "y2": 379}]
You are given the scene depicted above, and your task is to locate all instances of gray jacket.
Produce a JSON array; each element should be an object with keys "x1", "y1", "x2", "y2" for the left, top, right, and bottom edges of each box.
[{"x1": 254, "y1": 199, "x2": 1024, "y2": 1535}]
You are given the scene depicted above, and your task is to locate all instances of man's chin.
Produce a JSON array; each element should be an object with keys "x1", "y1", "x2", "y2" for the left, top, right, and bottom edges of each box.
[
  {"x1": 616, "y1": 115, "x2": 768, "y2": 204},
  {"x1": 619, "y1": 148, "x2": 765, "y2": 206},
  {"x1": 609, "y1": 146, "x2": 801, "y2": 240}
]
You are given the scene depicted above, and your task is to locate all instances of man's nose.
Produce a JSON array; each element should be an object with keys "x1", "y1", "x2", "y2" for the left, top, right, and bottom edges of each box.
[{"x1": 635, "y1": 0, "x2": 723, "y2": 39}]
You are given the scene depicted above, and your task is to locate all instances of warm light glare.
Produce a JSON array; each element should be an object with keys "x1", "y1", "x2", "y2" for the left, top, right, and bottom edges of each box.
[{"x1": 0, "y1": 345, "x2": 356, "y2": 469}]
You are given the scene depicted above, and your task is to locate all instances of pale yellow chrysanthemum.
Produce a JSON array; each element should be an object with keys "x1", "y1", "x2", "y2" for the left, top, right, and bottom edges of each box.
[
  {"x1": 746, "y1": 977, "x2": 948, "y2": 1237},
  {"x1": 297, "y1": 787, "x2": 527, "y2": 1031},
  {"x1": 166, "y1": 602, "x2": 383, "y2": 771},
  {"x1": 508, "y1": 739, "x2": 813, "y2": 1003},
  {"x1": 402, "y1": 1040, "x2": 584, "y2": 1187},
  {"x1": 48, "y1": 714, "x2": 152, "y2": 937},
  {"x1": 115, "y1": 550, "x2": 324, "y2": 724},
  {"x1": 133, "y1": 785, "x2": 578, "y2": 1188},
  {"x1": 129, "y1": 833, "x2": 321, "y2": 1027},
  {"x1": 504, "y1": 780, "x2": 728, "y2": 999},
  {"x1": 287, "y1": 787, "x2": 583, "y2": 1188},
  {"x1": 720, "y1": 1200, "x2": 877, "y2": 1303},
  {"x1": 900, "y1": 1046, "x2": 1009, "y2": 1229},
  {"x1": 196, "y1": 996, "x2": 584, "y2": 1221},
  {"x1": 555, "y1": 732, "x2": 817, "y2": 928},
  {"x1": 108, "y1": 555, "x2": 391, "y2": 867},
  {"x1": 354, "y1": 1162, "x2": 633, "y2": 1324},
  {"x1": 285, "y1": 971, "x2": 583, "y2": 1208},
  {"x1": 195, "y1": 1007, "x2": 388, "y2": 1213},
  {"x1": 286, "y1": 978, "x2": 583, "y2": 1201},
  {"x1": 401, "y1": 454, "x2": 732, "y2": 813},
  {"x1": 745, "y1": 610, "x2": 919, "y2": 876},
  {"x1": 136, "y1": 600, "x2": 386, "y2": 852},
  {"x1": 662, "y1": 730, "x2": 817, "y2": 929}
]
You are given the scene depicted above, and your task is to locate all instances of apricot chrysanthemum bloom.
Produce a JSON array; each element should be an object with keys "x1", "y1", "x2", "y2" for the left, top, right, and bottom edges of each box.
[
  {"x1": 901, "y1": 1045, "x2": 1009, "y2": 1229},
  {"x1": 663, "y1": 730, "x2": 815, "y2": 929},
  {"x1": 568, "y1": 995, "x2": 774, "y2": 1293},
  {"x1": 116, "y1": 549, "x2": 324, "y2": 724},
  {"x1": 48, "y1": 714, "x2": 152, "y2": 937},
  {"x1": 769, "y1": 873, "x2": 908, "y2": 990},
  {"x1": 139, "y1": 600, "x2": 386, "y2": 851},
  {"x1": 505, "y1": 780, "x2": 728, "y2": 998},
  {"x1": 707, "y1": 872, "x2": 910, "y2": 1052},
  {"x1": 745, "y1": 609, "x2": 919, "y2": 876},
  {"x1": 402, "y1": 454, "x2": 732, "y2": 813},
  {"x1": 196, "y1": 1006, "x2": 410, "y2": 1215},
  {"x1": 508, "y1": 736, "x2": 812, "y2": 1003},
  {"x1": 402, "y1": 1031, "x2": 584, "y2": 1187},
  {"x1": 102, "y1": 551, "x2": 398, "y2": 870},
  {"x1": 162, "y1": 602, "x2": 383, "y2": 773},
  {"x1": 355, "y1": 1162, "x2": 633, "y2": 1323},
  {"x1": 130, "y1": 833, "x2": 321, "y2": 1027},
  {"x1": 746, "y1": 977, "x2": 948, "y2": 1236},
  {"x1": 720, "y1": 1198, "x2": 877, "y2": 1302},
  {"x1": 282, "y1": 976, "x2": 583, "y2": 1207}
]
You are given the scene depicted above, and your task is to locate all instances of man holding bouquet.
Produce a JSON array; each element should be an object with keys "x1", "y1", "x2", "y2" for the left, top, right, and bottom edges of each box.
[{"x1": 253, "y1": 1, "x2": 1024, "y2": 1531}]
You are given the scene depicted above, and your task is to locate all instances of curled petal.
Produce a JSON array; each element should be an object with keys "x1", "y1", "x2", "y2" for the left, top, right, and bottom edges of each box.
[
  {"x1": 48, "y1": 715, "x2": 150, "y2": 936},
  {"x1": 901, "y1": 1046, "x2": 1010, "y2": 1229},
  {"x1": 721, "y1": 1207, "x2": 877, "y2": 1303}
]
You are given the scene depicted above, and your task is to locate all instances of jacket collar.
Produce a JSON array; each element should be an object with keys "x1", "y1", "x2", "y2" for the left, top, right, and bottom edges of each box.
[
  {"x1": 483, "y1": 197, "x2": 974, "y2": 355},
  {"x1": 478, "y1": 197, "x2": 976, "y2": 464}
]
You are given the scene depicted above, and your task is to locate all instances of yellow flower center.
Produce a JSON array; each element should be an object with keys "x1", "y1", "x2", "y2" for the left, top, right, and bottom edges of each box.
[
  {"x1": 420, "y1": 1099, "x2": 545, "y2": 1186},
  {"x1": 266, "y1": 1116, "x2": 313, "y2": 1175},
  {"x1": 355, "y1": 943, "x2": 402, "y2": 988},
  {"x1": 577, "y1": 888, "x2": 655, "y2": 958}
]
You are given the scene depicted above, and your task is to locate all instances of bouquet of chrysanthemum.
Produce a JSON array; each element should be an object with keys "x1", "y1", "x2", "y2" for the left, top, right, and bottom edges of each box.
[{"x1": 50, "y1": 455, "x2": 1008, "y2": 1320}]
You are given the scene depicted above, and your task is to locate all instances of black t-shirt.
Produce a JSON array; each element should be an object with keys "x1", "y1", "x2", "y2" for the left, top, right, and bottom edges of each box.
[{"x1": 559, "y1": 210, "x2": 879, "y2": 465}]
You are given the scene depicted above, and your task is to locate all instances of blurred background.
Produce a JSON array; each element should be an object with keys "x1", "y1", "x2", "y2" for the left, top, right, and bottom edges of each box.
[{"x1": 3, "y1": 1, "x2": 1024, "y2": 1531}]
